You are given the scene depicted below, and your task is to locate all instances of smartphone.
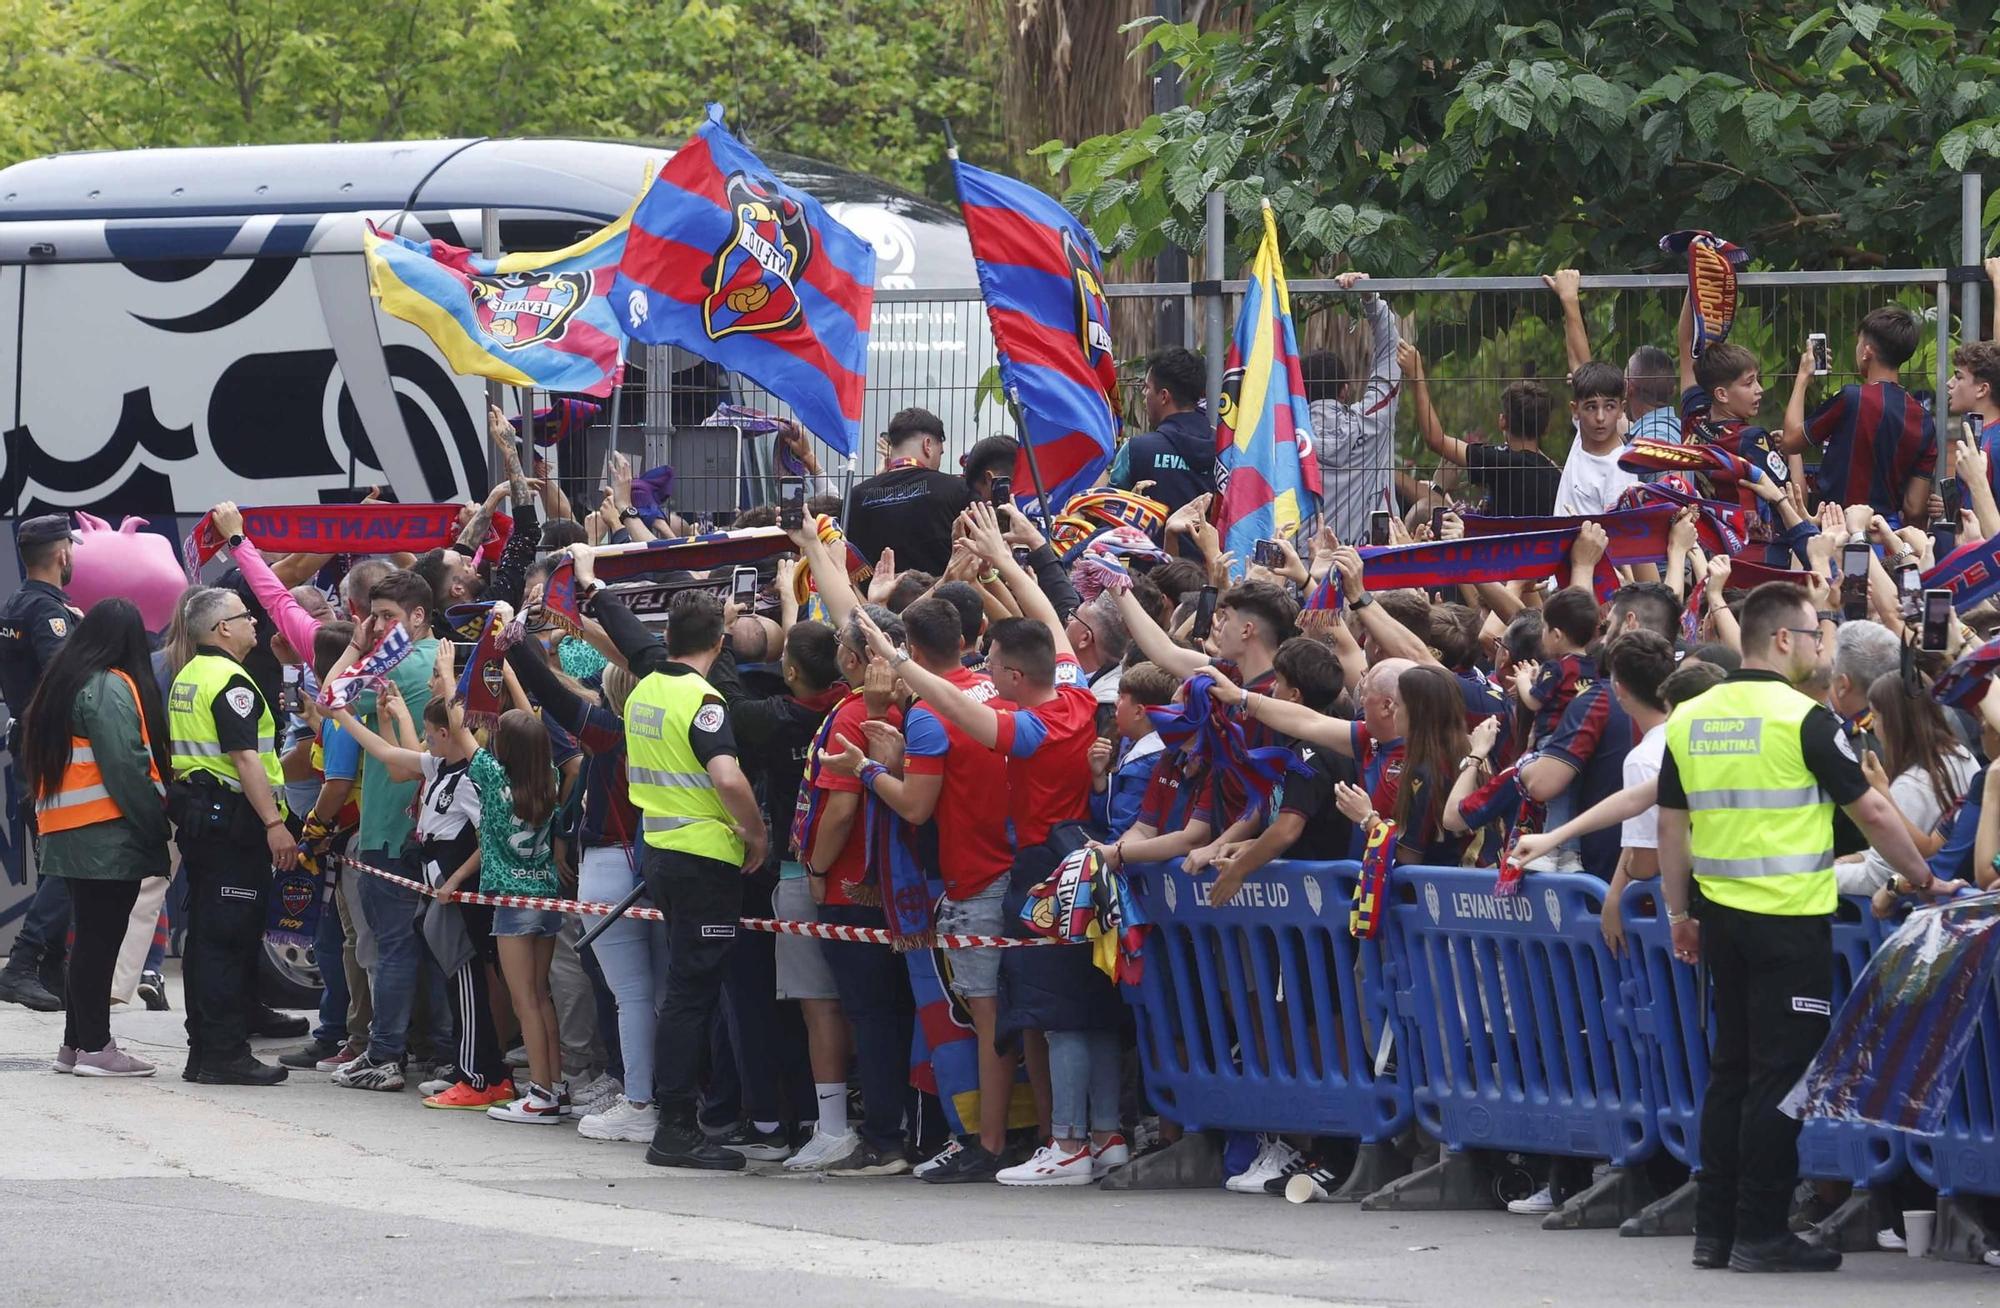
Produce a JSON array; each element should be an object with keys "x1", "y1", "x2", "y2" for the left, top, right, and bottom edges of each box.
[
  {"x1": 1809, "y1": 332, "x2": 1829, "y2": 376},
  {"x1": 1369, "y1": 510, "x2": 1392, "y2": 547},
  {"x1": 1921, "y1": 588, "x2": 1954, "y2": 652},
  {"x1": 1430, "y1": 505, "x2": 1446, "y2": 539},
  {"x1": 1011, "y1": 546, "x2": 1031, "y2": 568},
  {"x1": 1252, "y1": 538, "x2": 1280, "y2": 567},
  {"x1": 1935, "y1": 475, "x2": 1964, "y2": 529},
  {"x1": 1965, "y1": 415, "x2": 1983, "y2": 448},
  {"x1": 731, "y1": 566, "x2": 759, "y2": 603},
  {"x1": 1840, "y1": 540, "x2": 1871, "y2": 622},
  {"x1": 1896, "y1": 561, "x2": 1922, "y2": 621},
  {"x1": 778, "y1": 476, "x2": 806, "y2": 530},
  {"x1": 1190, "y1": 584, "x2": 1219, "y2": 641},
  {"x1": 990, "y1": 476, "x2": 1013, "y2": 507}
]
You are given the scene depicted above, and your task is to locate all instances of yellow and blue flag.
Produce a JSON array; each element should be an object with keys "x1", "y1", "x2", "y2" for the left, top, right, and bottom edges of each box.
[
  {"x1": 1214, "y1": 203, "x2": 1322, "y2": 574},
  {"x1": 363, "y1": 203, "x2": 637, "y2": 398}
]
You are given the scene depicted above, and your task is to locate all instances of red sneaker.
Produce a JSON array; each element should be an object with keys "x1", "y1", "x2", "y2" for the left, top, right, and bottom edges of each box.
[{"x1": 424, "y1": 1079, "x2": 515, "y2": 1110}]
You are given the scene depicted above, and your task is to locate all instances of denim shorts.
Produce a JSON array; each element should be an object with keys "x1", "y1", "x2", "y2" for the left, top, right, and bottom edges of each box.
[
  {"x1": 935, "y1": 877, "x2": 1008, "y2": 999},
  {"x1": 491, "y1": 906, "x2": 566, "y2": 938}
]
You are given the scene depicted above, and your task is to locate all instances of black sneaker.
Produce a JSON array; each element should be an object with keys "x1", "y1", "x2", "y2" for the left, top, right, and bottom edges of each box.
[
  {"x1": 647, "y1": 1120, "x2": 747, "y2": 1171},
  {"x1": 279, "y1": 1039, "x2": 343, "y2": 1071},
  {"x1": 826, "y1": 1138, "x2": 912, "y2": 1177},
  {"x1": 1728, "y1": 1234, "x2": 1842, "y2": 1273},
  {"x1": 0, "y1": 965, "x2": 61, "y2": 1012},
  {"x1": 197, "y1": 1054, "x2": 288, "y2": 1086},
  {"x1": 1264, "y1": 1153, "x2": 1340, "y2": 1199},
  {"x1": 1692, "y1": 1235, "x2": 1733, "y2": 1269},
  {"x1": 181, "y1": 1055, "x2": 202, "y2": 1083},
  {"x1": 136, "y1": 970, "x2": 170, "y2": 1012},
  {"x1": 921, "y1": 1140, "x2": 1000, "y2": 1184},
  {"x1": 249, "y1": 1008, "x2": 310, "y2": 1039},
  {"x1": 716, "y1": 1121, "x2": 795, "y2": 1162}
]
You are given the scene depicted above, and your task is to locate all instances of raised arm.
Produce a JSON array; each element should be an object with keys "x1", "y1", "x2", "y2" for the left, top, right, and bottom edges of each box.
[
  {"x1": 327, "y1": 701, "x2": 428, "y2": 783},
  {"x1": 1542, "y1": 269, "x2": 1590, "y2": 372},
  {"x1": 853, "y1": 608, "x2": 1000, "y2": 750},
  {"x1": 1111, "y1": 583, "x2": 1210, "y2": 678},
  {"x1": 962, "y1": 502, "x2": 1070, "y2": 653},
  {"x1": 1398, "y1": 340, "x2": 1470, "y2": 467},
  {"x1": 1780, "y1": 344, "x2": 1816, "y2": 456},
  {"x1": 1333, "y1": 545, "x2": 1432, "y2": 665},
  {"x1": 790, "y1": 521, "x2": 860, "y2": 628},
  {"x1": 214, "y1": 502, "x2": 322, "y2": 657},
  {"x1": 1207, "y1": 669, "x2": 1359, "y2": 753}
]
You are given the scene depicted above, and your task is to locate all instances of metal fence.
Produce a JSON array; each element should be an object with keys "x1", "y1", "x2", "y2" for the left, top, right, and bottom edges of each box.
[{"x1": 515, "y1": 270, "x2": 1975, "y2": 529}]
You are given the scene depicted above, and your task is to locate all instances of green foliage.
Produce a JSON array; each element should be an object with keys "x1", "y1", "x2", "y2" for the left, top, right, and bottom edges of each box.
[
  {"x1": 1045, "y1": 1, "x2": 2000, "y2": 274},
  {"x1": 0, "y1": 0, "x2": 1000, "y2": 200}
]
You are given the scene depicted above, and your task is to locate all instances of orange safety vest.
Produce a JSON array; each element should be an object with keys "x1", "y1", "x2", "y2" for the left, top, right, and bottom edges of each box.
[{"x1": 34, "y1": 668, "x2": 165, "y2": 832}]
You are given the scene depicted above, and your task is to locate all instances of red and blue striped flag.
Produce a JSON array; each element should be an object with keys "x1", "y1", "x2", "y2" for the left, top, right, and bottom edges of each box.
[
  {"x1": 1215, "y1": 204, "x2": 1322, "y2": 575},
  {"x1": 612, "y1": 105, "x2": 875, "y2": 458},
  {"x1": 952, "y1": 158, "x2": 1121, "y2": 511}
]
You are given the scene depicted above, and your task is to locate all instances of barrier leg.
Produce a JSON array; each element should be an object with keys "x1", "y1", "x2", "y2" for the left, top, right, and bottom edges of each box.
[
  {"x1": 1620, "y1": 1179, "x2": 1698, "y2": 1237},
  {"x1": 1541, "y1": 1166, "x2": 1659, "y2": 1231},
  {"x1": 1929, "y1": 1195, "x2": 2000, "y2": 1265},
  {"x1": 1361, "y1": 1148, "x2": 1495, "y2": 1211},
  {"x1": 1328, "y1": 1142, "x2": 1412, "y2": 1204},
  {"x1": 1801, "y1": 1188, "x2": 1882, "y2": 1254},
  {"x1": 1099, "y1": 1131, "x2": 1224, "y2": 1191}
]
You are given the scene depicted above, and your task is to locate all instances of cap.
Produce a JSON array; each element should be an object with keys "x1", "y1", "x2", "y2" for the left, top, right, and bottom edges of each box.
[{"x1": 16, "y1": 514, "x2": 78, "y2": 548}]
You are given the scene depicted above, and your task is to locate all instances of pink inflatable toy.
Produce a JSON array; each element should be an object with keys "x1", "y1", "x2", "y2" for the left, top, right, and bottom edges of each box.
[{"x1": 67, "y1": 512, "x2": 188, "y2": 632}]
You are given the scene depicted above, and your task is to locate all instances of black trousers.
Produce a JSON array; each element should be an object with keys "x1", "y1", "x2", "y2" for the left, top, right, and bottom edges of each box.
[
  {"x1": 818, "y1": 901, "x2": 916, "y2": 1149},
  {"x1": 641, "y1": 844, "x2": 742, "y2": 1124},
  {"x1": 719, "y1": 869, "x2": 815, "y2": 1128},
  {"x1": 1694, "y1": 898, "x2": 1833, "y2": 1242},
  {"x1": 182, "y1": 834, "x2": 274, "y2": 1066},
  {"x1": 448, "y1": 902, "x2": 508, "y2": 1089},
  {"x1": 62, "y1": 877, "x2": 142, "y2": 1052}
]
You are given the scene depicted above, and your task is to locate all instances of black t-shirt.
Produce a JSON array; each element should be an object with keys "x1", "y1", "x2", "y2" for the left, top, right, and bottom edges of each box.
[
  {"x1": 1464, "y1": 441, "x2": 1561, "y2": 518},
  {"x1": 206, "y1": 665, "x2": 269, "y2": 754},
  {"x1": 733, "y1": 680, "x2": 843, "y2": 866},
  {"x1": 1657, "y1": 671, "x2": 1870, "y2": 810},
  {"x1": 844, "y1": 466, "x2": 974, "y2": 577},
  {"x1": 1276, "y1": 741, "x2": 1360, "y2": 862}
]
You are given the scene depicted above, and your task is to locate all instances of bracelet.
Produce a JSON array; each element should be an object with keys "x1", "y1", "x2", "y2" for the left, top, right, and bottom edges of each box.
[
  {"x1": 858, "y1": 760, "x2": 888, "y2": 791},
  {"x1": 1458, "y1": 754, "x2": 1489, "y2": 773},
  {"x1": 263, "y1": 817, "x2": 285, "y2": 830},
  {"x1": 1666, "y1": 907, "x2": 1691, "y2": 925},
  {"x1": 1815, "y1": 609, "x2": 1839, "y2": 624},
  {"x1": 977, "y1": 569, "x2": 1000, "y2": 585}
]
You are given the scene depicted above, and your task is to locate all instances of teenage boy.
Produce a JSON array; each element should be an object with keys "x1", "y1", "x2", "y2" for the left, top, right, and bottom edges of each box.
[
  {"x1": 1400, "y1": 339, "x2": 1560, "y2": 517},
  {"x1": 1947, "y1": 339, "x2": 2000, "y2": 504},
  {"x1": 1546, "y1": 267, "x2": 1682, "y2": 448},
  {"x1": 1780, "y1": 306, "x2": 1935, "y2": 523},
  {"x1": 1553, "y1": 362, "x2": 1637, "y2": 515},
  {"x1": 1676, "y1": 294, "x2": 1788, "y2": 544}
]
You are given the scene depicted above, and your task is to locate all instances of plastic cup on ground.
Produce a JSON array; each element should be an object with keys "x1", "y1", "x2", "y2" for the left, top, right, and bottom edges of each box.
[{"x1": 1902, "y1": 1208, "x2": 1934, "y2": 1258}]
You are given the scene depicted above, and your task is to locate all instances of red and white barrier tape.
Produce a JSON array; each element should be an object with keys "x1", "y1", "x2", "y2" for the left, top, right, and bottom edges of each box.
[{"x1": 328, "y1": 854, "x2": 1063, "y2": 951}]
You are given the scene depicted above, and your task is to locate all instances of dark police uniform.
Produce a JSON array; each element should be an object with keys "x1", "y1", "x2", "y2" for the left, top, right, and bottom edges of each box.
[{"x1": 0, "y1": 515, "x2": 83, "y2": 1003}]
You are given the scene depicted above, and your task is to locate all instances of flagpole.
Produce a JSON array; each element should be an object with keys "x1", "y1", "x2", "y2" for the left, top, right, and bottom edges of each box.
[{"x1": 480, "y1": 208, "x2": 505, "y2": 490}]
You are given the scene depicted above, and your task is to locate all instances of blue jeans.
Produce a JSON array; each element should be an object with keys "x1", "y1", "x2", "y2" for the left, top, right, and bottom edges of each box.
[
  {"x1": 355, "y1": 847, "x2": 440, "y2": 1063},
  {"x1": 311, "y1": 876, "x2": 350, "y2": 1047},
  {"x1": 579, "y1": 846, "x2": 667, "y2": 1104},
  {"x1": 7, "y1": 874, "x2": 70, "y2": 973},
  {"x1": 1047, "y1": 1029, "x2": 1120, "y2": 1138}
]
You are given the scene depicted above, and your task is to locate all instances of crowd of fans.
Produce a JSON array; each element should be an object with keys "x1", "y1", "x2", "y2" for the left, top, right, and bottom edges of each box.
[{"x1": 8, "y1": 261, "x2": 2000, "y2": 1215}]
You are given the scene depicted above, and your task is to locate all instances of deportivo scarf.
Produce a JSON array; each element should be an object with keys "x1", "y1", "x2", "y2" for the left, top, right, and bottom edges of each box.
[
  {"x1": 453, "y1": 605, "x2": 511, "y2": 728},
  {"x1": 542, "y1": 528, "x2": 793, "y2": 631},
  {"x1": 1145, "y1": 675, "x2": 1292, "y2": 822},
  {"x1": 1659, "y1": 229, "x2": 1748, "y2": 357},
  {"x1": 1932, "y1": 634, "x2": 2000, "y2": 709},
  {"x1": 320, "y1": 622, "x2": 414, "y2": 710},
  {"x1": 182, "y1": 503, "x2": 462, "y2": 578},
  {"x1": 1789, "y1": 892, "x2": 2000, "y2": 1135},
  {"x1": 1925, "y1": 532, "x2": 2000, "y2": 612},
  {"x1": 1349, "y1": 819, "x2": 1399, "y2": 939},
  {"x1": 508, "y1": 398, "x2": 602, "y2": 446}
]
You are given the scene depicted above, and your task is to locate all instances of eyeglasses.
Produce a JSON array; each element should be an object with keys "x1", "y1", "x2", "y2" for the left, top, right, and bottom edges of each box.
[
  {"x1": 211, "y1": 612, "x2": 252, "y2": 631},
  {"x1": 1782, "y1": 626, "x2": 1825, "y2": 646}
]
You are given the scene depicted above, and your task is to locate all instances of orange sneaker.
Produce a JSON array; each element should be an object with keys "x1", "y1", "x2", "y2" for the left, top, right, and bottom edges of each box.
[{"x1": 424, "y1": 1079, "x2": 514, "y2": 1110}]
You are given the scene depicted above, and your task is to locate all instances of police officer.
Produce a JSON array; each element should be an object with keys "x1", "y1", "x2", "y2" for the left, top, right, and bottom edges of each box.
[
  {"x1": 1109, "y1": 346, "x2": 1214, "y2": 516},
  {"x1": 167, "y1": 586, "x2": 300, "y2": 1085},
  {"x1": 572, "y1": 548, "x2": 767, "y2": 1170},
  {"x1": 1657, "y1": 581, "x2": 1954, "y2": 1273},
  {"x1": 0, "y1": 513, "x2": 84, "y2": 1011}
]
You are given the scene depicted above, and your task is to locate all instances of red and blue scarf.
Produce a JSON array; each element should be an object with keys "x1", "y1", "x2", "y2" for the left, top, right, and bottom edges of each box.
[
  {"x1": 1146, "y1": 674, "x2": 1292, "y2": 822},
  {"x1": 1659, "y1": 229, "x2": 1748, "y2": 357},
  {"x1": 543, "y1": 528, "x2": 793, "y2": 631},
  {"x1": 184, "y1": 502, "x2": 461, "y2": 579}
]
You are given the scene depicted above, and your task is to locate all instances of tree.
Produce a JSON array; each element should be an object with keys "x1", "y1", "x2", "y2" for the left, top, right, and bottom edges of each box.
[
  {"x1": 0, "y1": 0, "x2": 1002, "y2": 202},
  {"x1": 1041, "y1": 0, "x2": 2000, "y2": 275}
]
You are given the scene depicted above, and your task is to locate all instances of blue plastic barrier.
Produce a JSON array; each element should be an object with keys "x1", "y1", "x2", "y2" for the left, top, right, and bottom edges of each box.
[
  {"x1": 1128, "y1": 859, "x2": 1411, "y2": 1143},
  {"x1": 1619, "y1": 883, "x2": 1904, "y2": 1189},
  {"x1": 1905, "y1": 968, "x2": 2000, "y2": 1198},
  {"x1": 1383, "y1": 866, "x2": 1656, "y2": 1166}
]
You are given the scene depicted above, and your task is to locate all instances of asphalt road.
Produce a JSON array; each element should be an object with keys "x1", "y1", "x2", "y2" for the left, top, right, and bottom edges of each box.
[{"x1": 3, "y1": 971, "x2": 1995, "y2": 1307}]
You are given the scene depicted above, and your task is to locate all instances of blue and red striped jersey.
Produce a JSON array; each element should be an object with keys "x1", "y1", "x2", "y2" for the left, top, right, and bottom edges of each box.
[
  {"x1": 1540, "y1": 682, "x2": 1638, "y2": 879},
  {"x1": 1807, "y1": 381, "x2": 1937, "y2": 517}
]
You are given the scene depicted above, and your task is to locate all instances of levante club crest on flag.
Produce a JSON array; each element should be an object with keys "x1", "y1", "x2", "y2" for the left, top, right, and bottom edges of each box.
[
  {"x1": 363, "y1": 197, "x2": 639, "y2": 398},
  {"x1": 1213, "y1": 202, "x2": 1322, "y2": 574},
  {"x1": 613, "y1": 104, "x2": 875, "y2": 458},
  {"x1": 953, "y1": 156, "x2": 1121, "y2": 511}
]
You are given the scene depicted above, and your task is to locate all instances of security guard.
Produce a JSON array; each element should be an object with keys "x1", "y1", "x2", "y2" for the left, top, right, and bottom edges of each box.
[
  {"x1": 1657, "y1": 581, "x2": 1952, "y2": 1273},
  {"x1": 0, "y1": 513, "x2": 84, "y2": 1012},
  {"x1": 167, "y1": 586, "x2": 300, "y2": 1086},
  {"x1": 572, "y1": 548, "x2": 767, "y2": 1171}
]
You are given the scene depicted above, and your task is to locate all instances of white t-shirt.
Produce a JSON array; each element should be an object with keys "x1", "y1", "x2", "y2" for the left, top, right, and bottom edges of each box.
[
  {"x1": 1620, "y1": 723, "x2": 1668, "y2": 851},
  {"x1": 1554, "y1": 441, "x2": 1638, "y2": 517},
  {"x1": 417, "y1": 753, "x2": 481, "y2": 843},
  {"x1": 1842, "y1": 746, "x2": 1977, "y2": 894}
]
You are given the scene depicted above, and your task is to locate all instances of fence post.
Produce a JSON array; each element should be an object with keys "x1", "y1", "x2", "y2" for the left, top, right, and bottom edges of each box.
[
  {"x1": 1939, "y1": 279, "x2": 1953, "y2": 436},
  {"x1": 1964, "y1": 171, "x2": 1983, "y2": 342},
  {"x1": 1203, "y1": 190, "x2": 1226, "y2": 418}
]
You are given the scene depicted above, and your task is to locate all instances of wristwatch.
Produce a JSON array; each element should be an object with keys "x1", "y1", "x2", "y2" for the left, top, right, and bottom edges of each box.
[
  {"x1": 890, "y1": 648, "x2": 911, "y2": 667},
  {"x1": 227, "y1": 533, "x2": 246, "y2": 550},
  {"x1": 618, "y1": 507, "x2": 639, "y2": 520},
  {"x1": 1350, "y1": 591, "x2": 1374, "y2": 610}
]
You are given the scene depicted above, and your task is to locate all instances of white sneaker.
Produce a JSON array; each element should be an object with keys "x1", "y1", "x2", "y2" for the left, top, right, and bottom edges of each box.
[
  {"x1": 1876, "y1": 1228, "x2": 1907, "y2": 1252},
  {"x1": 1092, "y1": 1134, "x2": 1131, "y2": 1178},
  {"x1": 571, "y1": 1071, "x2": 621, "y2": 1107},
  {"x1": 487, "y1": 1085, "x2": 562, "y2": 1124},
  {"x1": 578, "y1": 1095, "x2": 657, "y2": 1142},
  {"x1": 1507, "y1": 1184, "x2": 1558, "y2": 1215},
  {"x1": 784, "y1": 1125, "x2": 860, "y2": 1172},
  {"x1": 997, "y1": 1141, "x2": 1095, "y2": 1187},
  {"x1": 1225, "y1": 1136, "x2": 1299, "y2": 1194},
  {"x1": 913, "y1": 1138, "x2": 964, "y2": 1178}
]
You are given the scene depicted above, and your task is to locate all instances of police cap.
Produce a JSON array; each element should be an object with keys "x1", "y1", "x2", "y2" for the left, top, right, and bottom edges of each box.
[{"x1": 16, "y1": 514, "x2": 79, "y2": 548}]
